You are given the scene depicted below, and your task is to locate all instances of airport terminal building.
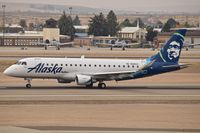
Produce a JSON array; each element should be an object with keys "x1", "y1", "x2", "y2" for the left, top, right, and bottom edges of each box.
[
  {"x1": 158, "y1": 28, "x2": 200, "y2": 45},
  {"x1": 0, "y1": 28, "x2": 70, "y2": 46}
]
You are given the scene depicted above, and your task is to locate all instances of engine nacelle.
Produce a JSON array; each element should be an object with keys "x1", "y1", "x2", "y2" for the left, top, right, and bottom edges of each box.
[
  {"x1": 75, "y1": 74, "x2": 92, "y2": 85},
  {"x1": 57, "y1": 79, "x2": 71, "y2": 83}
]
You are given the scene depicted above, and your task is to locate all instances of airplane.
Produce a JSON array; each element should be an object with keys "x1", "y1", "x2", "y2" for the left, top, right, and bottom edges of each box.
[
  {"x1": 34, "y1": 40, "x2": 74, "y2": 50},
  {"x1": 97, "y1": 39, "x2": 140, "y2": 50},
  {"x1": 4, "y1": 29, "x2": 188, "y2": 89},
  {"x1": 183, "y1": 41, "x2": 200, "y2": 50}
]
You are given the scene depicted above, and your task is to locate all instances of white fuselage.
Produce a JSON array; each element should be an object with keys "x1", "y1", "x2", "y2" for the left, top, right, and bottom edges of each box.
[{"x1": 4, "y1": 57, "x2": 146, "y2": 82}]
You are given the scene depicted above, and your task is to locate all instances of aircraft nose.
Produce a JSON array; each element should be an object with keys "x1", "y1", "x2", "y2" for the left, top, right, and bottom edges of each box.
[{"x1": 3, "y1": 67, "x2": 13, "y2": 76}]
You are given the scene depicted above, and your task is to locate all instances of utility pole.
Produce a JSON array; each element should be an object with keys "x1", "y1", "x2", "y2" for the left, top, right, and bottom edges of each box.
[
  {"x1": 2, "y1": 4, "x2": 6, "y2": 46},
  {"x1": 69, "y1": 7, "x2": 72, "y2": 16}
]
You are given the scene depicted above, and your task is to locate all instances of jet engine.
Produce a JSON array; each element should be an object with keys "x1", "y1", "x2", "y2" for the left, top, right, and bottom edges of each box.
[
  {"x1": 57, "y1": 79, "x2": 71, "y2": 83},
  {"x1": 75, "y1": 74, "x2": 92, "y2": 85}
]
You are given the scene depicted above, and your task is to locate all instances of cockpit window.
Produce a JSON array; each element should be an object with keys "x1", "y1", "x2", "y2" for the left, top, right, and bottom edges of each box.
[
  {"x1": 16, "y1": 61, "x2": 27, "y2": 65},
  {"x1": 22, "y1": 62, "x2": 27, "y2": 65}
]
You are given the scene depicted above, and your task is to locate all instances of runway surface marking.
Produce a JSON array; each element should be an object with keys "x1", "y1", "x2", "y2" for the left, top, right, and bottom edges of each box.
[
  {"x1": 23, "y1": 126, "x2": 200, "y2": 132},
  {"x1": 0, "y1": 94, "x2": 200, "y2": 97}
]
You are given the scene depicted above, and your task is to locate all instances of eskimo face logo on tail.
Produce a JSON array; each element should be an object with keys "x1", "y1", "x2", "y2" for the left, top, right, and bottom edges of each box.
[
  {"x1": 167, "y1": 41, "x2": 180, "y2": 60},
  {"x1": 27, "y1": 63, "x2": 62, "y2": 74}
]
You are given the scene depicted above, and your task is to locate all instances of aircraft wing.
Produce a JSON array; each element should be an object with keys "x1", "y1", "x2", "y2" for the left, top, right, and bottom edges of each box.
[
  {"x1": 97, "y1": 43, "x2": 140, "y2": 47},
  {"x1": 57, "y1": 42, "x2": 74, "y2": 46},
  {"x1": 85, "y1": 70, "x2": 137, "y2": 81},
  {"x1": 96, "y1": 43, "x2": 113, "y2": 47},
  {"x1": 32, "y1": 42, "x2": 48, "y2": 46},
  {"x1": 189, "y1": 43, "x2": 200, "y2": 46},
  {"x1": 123, "y1": 43, "x2": 140, "y2": 47},
  {"x1": 184, "y1": 42, "x2": 200, "y2": 48}
]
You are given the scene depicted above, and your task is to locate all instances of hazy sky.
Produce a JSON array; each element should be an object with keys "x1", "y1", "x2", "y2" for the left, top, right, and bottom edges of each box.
[{"x1": 2, "y1": 0, "x2": 200, "y2": 13}]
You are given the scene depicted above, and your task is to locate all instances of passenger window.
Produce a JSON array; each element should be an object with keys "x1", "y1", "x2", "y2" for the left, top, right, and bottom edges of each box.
[
  {"x1": 118, "y1": 65, "x2": 120, "y2": 67},
  {"x1": 75, "y1": 64, "x2": 77, "y2": 66},
  {"x1": 113, "y1": 65, "x2": 116, "y2": 67},
  {"x1": 123, "y1": 65, "x2": 125, "y2": 68},
  {"x1": 84, "y1": 64, "x2": 87, "y2": 67},
  {"x1": 70, "y1": 64, "x2": 72, "y2": 66},
  {"x1": 65, "y1": 64, "x2": 68, "y2": 66},
  {"x1": 61, "y1": 64, "x2": 63, "y2": 66},
  {"x1": 80, "y1": 64, "x2": 82, "y2": 67},
  {"x1": 99, "y1": 65, "x2": 101, "y2": 67},
  {"x1": 89, "y1": 64, "x2": 91, "y2": 67},
  {"x1": 104, "y1": 65, "x2": 106, "y2": 67}
]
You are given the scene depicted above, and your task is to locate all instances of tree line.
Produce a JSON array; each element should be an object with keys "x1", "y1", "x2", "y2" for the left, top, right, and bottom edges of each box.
[{"x1": 17, "y1": 10, "x2": 193, "y2": 42}]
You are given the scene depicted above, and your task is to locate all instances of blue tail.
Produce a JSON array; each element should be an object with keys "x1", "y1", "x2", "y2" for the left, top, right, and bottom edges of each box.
[{"x1": 148, "y1": 29, "x2": 187, "y2": 64}]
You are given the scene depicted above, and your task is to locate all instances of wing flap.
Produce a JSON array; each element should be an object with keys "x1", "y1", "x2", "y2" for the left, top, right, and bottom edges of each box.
[{"x1": 84, "y1": 70, "x2": 137, "y2": 80}]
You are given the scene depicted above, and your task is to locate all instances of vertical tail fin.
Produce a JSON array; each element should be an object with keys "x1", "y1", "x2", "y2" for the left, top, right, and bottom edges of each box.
[{"x1": 148, "y1": 29, "x2": 187, "y2": 64}]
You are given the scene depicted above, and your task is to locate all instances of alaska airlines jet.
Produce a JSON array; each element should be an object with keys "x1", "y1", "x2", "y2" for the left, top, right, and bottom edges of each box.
[
  {"x1": 4, "y1": 29, "x2": 187, "y2": 88},
  {"x1": 97, "y1": 39, "x2": 139, "y2": 51}
]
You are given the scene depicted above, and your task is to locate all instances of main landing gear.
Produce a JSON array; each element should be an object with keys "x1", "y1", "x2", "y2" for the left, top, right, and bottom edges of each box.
[
  {"x1": 85, "y1": 82, "x2": 106, "y2": 89},
  {"x1": 44, "y1": 46, "x2": 47, "y2": 50},
  {"x1": 56, "y1": 46, "x2": 60, "y2": 50},
  {"x1": 86, "y1": 83, "x2": 93, "y2": 88},
  {"x1": 25, "y1": 78, "x2": 32, "y2": 88},
  {"x1": 98, "y1": 82, "x2": 106, "y2": 89}
]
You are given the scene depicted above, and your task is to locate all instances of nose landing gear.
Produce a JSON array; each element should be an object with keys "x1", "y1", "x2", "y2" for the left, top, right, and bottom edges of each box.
[{"x1": 25, "y1": 78, "x2": 32, "y2": 88}]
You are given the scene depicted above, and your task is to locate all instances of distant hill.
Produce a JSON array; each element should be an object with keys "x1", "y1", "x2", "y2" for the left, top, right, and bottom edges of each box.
[
  {"x1": 2, "y1": 2, "x2": 109, "y2": 14},
  {"x1": 2, "y1": 2, "x2": 193, "y2": 15}
]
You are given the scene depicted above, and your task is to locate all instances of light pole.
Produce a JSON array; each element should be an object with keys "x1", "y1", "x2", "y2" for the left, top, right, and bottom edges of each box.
[
  {"x1": 2, "y1": 4, "x2": 6, "y2": 46},
  {"x1": 69, "y1": 7, "x2": 72, "y2": 16}
]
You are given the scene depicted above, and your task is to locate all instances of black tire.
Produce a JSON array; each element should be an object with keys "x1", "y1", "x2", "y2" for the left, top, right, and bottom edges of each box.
[
  {"x1": 86, "y1": 83, "x2": 93, "y2": 88},
  {"x1": 98, "y1": 83, "x2": 106, "y2": 89},
  {"x1": 26, "y1": 84, "x2": 31, "y2": 88}
]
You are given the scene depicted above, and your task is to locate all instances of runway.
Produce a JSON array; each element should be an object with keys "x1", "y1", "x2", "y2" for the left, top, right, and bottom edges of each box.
[
  {"x1": 0, "y1": 86, "x2": 200, "y2": 104},
  {"x1": 0, "y1": 85, "x2": 200, "y2": 132}
]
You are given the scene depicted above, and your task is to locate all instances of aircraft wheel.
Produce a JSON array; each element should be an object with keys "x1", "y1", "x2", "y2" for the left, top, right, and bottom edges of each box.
[
  {"x1": 86, "y1": 83, "x2": 93, "y2": 88},
  {"x1": 26, "y1": 84, "x2": 31, "y2": 88},
  {"x1": 98, "y1": 83, "x2": 106, "y2": 89}
]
